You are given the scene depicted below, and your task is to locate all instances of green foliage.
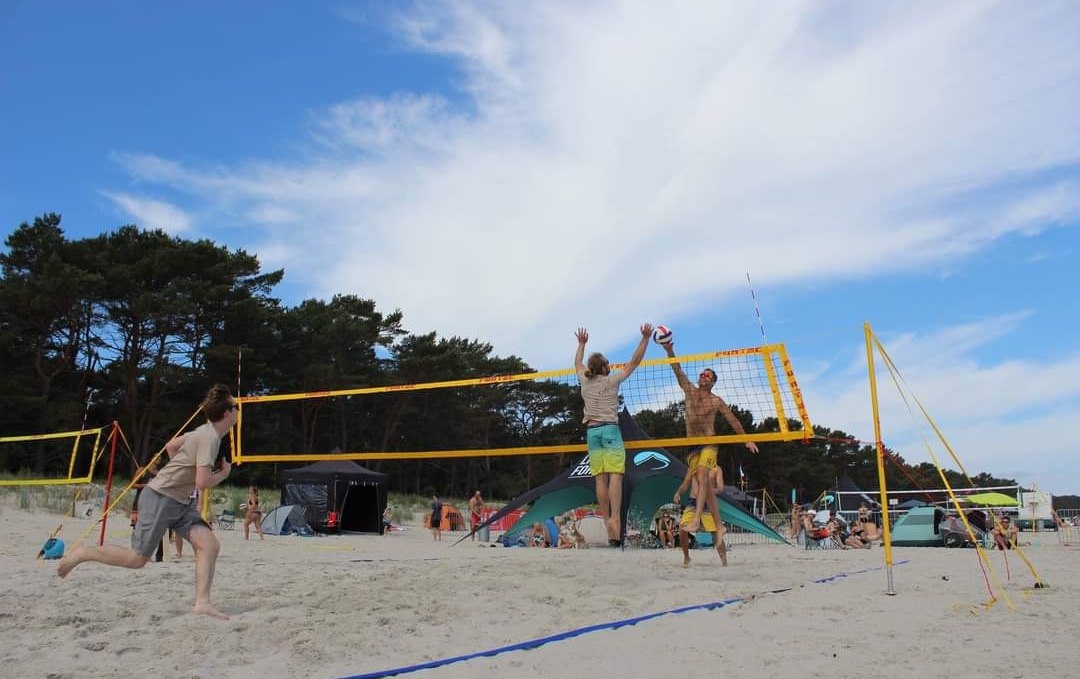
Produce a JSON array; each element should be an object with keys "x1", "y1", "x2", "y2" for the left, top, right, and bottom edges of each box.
[{"x1": 0, "y1": 213, "x2": 1027, "y2": 503}]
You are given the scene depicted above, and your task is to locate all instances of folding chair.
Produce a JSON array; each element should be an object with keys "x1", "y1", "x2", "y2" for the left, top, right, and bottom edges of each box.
[
  {"x1": 216, "y1": 509, "x2": 237, "y2": 530},
  {"x1": 803, "y1": 527, "x2": 833, "y2": 550}
]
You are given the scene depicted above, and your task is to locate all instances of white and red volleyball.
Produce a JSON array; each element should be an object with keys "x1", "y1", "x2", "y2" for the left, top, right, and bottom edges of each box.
[{"x1": 652, "y1": 324, "x2": 673, "y2": 345}]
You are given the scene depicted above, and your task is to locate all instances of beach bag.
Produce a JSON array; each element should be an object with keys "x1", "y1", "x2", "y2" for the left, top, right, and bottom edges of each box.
[{"x1": 41, "y1": 538, "x2": 65, "y2": 560}]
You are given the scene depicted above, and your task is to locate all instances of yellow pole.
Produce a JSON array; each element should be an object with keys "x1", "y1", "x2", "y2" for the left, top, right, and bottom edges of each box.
[{"x1": 865, "y1": 323, "x2": 896, "y2": 595}]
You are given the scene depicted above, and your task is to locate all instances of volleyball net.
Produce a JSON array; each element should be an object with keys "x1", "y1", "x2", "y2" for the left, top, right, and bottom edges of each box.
[
  {"x1": 0, "y1": 426, "x2": 110, "y2": 487},
  {"x1": 233, "y1": 343, "x2": 812, "y2": 464}
]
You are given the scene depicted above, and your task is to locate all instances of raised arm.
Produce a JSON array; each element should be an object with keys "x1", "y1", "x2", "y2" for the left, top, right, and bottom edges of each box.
[
  {"x1": 574, "y1": 327, "x2": 588, "y2": 372},
  {"x1": 620, "y1": 323, "x2": 653, "y2": 377},
  {"x1": 716, "y1": 397, "x2": 759, "y2": 454},
  {"x1": 662, "y1": 342, "x2": 692, "y2": 392}
]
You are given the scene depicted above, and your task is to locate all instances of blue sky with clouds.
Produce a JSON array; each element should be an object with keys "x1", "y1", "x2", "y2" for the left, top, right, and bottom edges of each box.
[{"x1": 3, "y1": 2, "x2": 1079, "y2": 493}]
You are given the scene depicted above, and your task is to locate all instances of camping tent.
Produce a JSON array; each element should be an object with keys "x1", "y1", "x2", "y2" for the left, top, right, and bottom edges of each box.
[
  {"x1": 424, "y1": 504, "x2": 466, "y2": 531},
  {"x1": 460, "y1": 409, "x2": 789, "y2": 546},
  {"x1": 261, "y1": 504, "x2": 314, "y2": 536},
  {"x1": 835, "y1": 475, "x2": 880, "y2": 512},
  {"x1": 891, "y1": 506, "x2": 946, "y2": 546},
  {"x1": 280, "y1": 460, "x2": 388, "y2": 533}
]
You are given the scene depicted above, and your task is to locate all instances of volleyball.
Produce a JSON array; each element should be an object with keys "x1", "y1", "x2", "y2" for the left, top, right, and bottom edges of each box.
[{"x1": 652, "y1": 324, "x2": 673, "y2": 345}]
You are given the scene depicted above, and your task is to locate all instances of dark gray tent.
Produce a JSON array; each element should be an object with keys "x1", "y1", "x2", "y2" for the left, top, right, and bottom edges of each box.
[
  {"x1": 281, "y1": 460, "x2": 388, "y2": 533},
  {"x1": 459, "y1": 410, "x2": 789, "y2": 546},
  {"x1": 897, "y1": 499, "x2": 929, "y2": 510}
]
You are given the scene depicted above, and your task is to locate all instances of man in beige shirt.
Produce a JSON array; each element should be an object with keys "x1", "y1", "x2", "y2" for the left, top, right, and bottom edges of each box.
[{"x1": 58, "y1": 384, "x2": 238, "y2": 620}]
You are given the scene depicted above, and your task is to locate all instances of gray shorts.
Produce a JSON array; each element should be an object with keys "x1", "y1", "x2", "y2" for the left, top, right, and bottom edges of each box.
[{"x1": 131, "y1": 488, "x2": 208, "y2": 557}]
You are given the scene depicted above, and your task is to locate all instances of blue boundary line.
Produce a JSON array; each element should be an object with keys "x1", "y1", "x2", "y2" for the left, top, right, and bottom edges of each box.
[{"x1": 334, "y1": 559, "x2": 910, "y2": 679}]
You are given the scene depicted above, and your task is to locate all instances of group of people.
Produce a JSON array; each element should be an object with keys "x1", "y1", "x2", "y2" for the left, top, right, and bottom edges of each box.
[
  {"x1": 428, "y1": 490, "x2": 485, "y2": 541},
  {"x1": 527, "y1": 514, "x2": 588, "y2": 549},
  {"x1": 50, "y1": 323, "x2": 778, "y2": 619},
  {"x1": 793, "y1": 503, "x2": 885, "y2": 549},
  {"x1": 575, "y1": 325, "x2": 756, "y2": 559}
]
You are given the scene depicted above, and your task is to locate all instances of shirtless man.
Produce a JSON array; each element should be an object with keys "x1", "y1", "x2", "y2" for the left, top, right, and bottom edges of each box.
[
  {"x1": 467, "y1": 490, "x2": 484, "y2": 541},
  {"x1": 663, "y1": 341, "x2": 758, "y2": 533},
  {"x1": 57, "y1": 384, "x2": 237, "y2": 619},
  {"x1": 992, "y1": 515, "x2": 1019, "y2": 550}
]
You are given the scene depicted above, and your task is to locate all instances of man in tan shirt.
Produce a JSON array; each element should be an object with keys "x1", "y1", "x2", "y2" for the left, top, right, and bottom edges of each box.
[{"x1": 58, "y1": 384, "x2": 238, "y2": 619}]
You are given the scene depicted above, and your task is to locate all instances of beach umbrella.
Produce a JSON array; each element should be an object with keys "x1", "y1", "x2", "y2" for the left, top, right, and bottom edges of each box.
[{"x1": 959, "y1": 492, "x2": 1018, "y2": 507}]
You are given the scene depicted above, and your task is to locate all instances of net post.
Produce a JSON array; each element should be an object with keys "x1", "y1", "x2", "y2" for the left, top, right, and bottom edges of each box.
[
  {"x1": 865, "y1": 323, "x2": 896, "y2": 595},
  {"x1": 761, "y1": 348, "x2": 789, "y2": 432},
  {"x1": 98, "y1": 421, "x2": 120, "y2": 547}
]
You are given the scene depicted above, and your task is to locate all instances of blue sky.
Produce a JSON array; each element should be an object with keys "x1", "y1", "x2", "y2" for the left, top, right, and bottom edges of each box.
[{"x1": 3, "y1": 2, "x2": 1079, "y2": 493}]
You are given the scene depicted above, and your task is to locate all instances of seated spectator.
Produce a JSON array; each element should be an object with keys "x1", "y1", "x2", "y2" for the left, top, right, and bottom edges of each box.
[
  {"x1": 557, "y1": 517, "x2": 577, "y2": 549},
  {"x1": 857, "y1": 502, "x2": 872, "y2": 525},
  {"x1": 657, "y1": 512, "x2": 676, "y2": 549},
  {"x1": 991, "y1": 516, "x2": 1019, "y2": 550},
  {"x1": 529, "y1": 522, "x2": 549, "y2": 548},
  {"x1": 572, "y1": 521, "x2": 588, "y2": 549},
  {"x1": 802, "y1": 510, "x2": 830, "y2": 541},
  {"x1": 825, "y1": 513, "x2": 867, "y2": 549}
]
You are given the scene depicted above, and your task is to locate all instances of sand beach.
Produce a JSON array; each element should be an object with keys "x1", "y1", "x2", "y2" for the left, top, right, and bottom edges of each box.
[{"x1": 1, "y1": 507, "x2": 1076, "y2": 679}]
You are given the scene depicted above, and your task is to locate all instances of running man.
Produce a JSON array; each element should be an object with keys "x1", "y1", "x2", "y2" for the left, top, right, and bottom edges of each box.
[
  {"x1": 662, "y1": 340, "x2": 758, "y2": 533},
  {"x1": 57, "y1": 384, "x2": 238, "y2": 619},
  {"x1": 575, "y1": 324, "x2": 652, "y2": 545}
]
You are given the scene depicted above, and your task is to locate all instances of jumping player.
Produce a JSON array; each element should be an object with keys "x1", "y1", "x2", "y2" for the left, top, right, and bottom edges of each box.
[
  {"x1": 574, "y1": 324, "x2": 652, "y2": 545},
  {"x1": 662, "y1": 340, "x2": 758, "y2": 534}
]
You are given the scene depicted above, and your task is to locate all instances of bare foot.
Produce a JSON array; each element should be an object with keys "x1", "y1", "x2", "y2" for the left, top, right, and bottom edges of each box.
[
  {"x1": 192, "y1": 603, "x2": 229, "y2": 620},
  {"x1": 682, "y1": 555, "x2": 690, "y2": 567},
  {"x1": 56, "y1": 547, "x2": 83, "y2": 578},
  {"x1": 605, "y1": 517, "x2": 620, "y2": 542},
  {"x1": 716, "y1": 541, "x2": 728, "y2": 567}
]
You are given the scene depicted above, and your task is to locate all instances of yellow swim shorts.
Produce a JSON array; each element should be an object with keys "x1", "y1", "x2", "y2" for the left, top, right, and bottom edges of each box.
[
  {"x1": 689, "y1": 445, "x2": 718, "y2": 471},
  {"x1": 679, "y1": 506, "x2": 717, "y2": 532}
]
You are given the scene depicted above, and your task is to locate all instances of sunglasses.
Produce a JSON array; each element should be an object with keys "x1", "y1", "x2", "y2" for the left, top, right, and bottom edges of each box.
[{"x1": 228, "y1": 404, "x2": 240, "y2": 412}]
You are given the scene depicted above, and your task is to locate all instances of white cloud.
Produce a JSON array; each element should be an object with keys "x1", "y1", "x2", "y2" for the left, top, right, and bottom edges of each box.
[
  {"x1": 801, "y1": 314, "x2": 1080, "y2": 494},
  {"x1": 101, "y1": 191, "x2": 193, "y2": 235},
  {"x1": 106, "y1": 1, "x2": 1080, "y2": 368}
]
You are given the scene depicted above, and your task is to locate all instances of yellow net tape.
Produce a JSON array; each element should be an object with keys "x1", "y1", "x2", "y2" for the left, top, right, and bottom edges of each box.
[
  {"x1": 234, "y1": 343, "x2": 811, "y2": 464},
  {"x1": 0, "y1": 426, "x2": 106, "y2": 487}
]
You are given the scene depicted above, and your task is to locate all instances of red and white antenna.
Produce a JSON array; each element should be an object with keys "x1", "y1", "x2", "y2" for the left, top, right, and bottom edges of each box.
[{"x1": 746, "y1": 271, "x2": 768, "y2": 344}]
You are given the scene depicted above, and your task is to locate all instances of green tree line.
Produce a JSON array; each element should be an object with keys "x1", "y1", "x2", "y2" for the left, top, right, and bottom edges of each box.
[{"x1": 1, "y1": 214, "x2": 1017, "y2": 504}]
